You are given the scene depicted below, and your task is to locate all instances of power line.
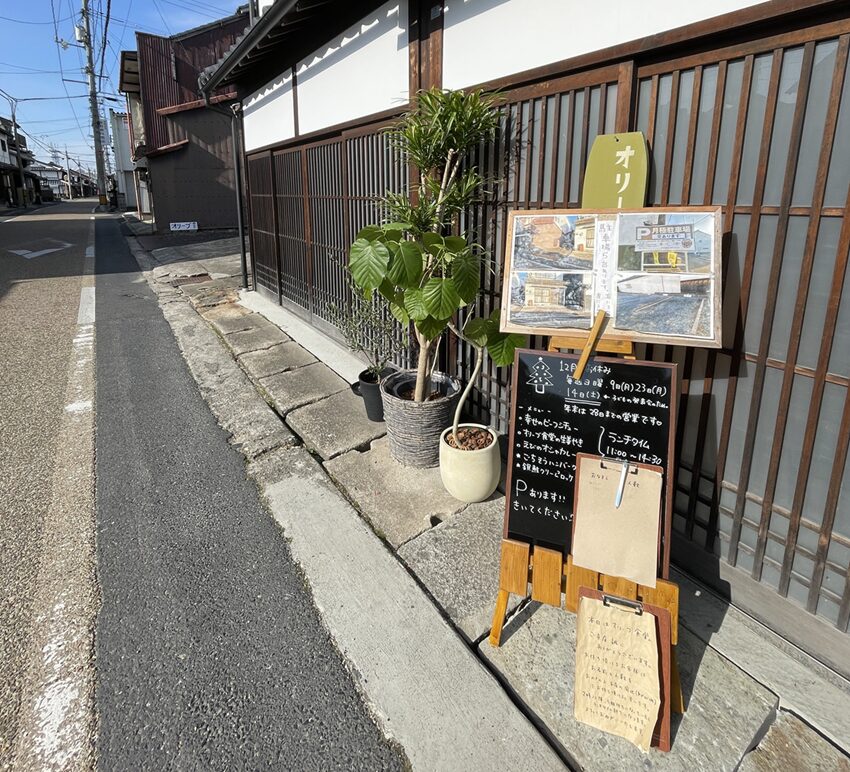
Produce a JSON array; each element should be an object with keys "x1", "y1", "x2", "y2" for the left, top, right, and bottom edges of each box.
[
  {"x1": 98, "y1": 0, "x2": 111, "y2": 81},
  {"x1": 51, "y1": 0, "x2": 89, "y2": 146},
  {"x1": 0, "y1": 13, "x2": 73, "y2": 25}
]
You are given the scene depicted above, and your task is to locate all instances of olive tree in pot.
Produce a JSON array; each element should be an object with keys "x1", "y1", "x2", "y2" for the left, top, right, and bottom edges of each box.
[
  {"x1": 329, "y1": 291, "x2": 409, "y2": 422},
  {"x1": 349, "y1": 87, "x2": 524, "y2": 468}
]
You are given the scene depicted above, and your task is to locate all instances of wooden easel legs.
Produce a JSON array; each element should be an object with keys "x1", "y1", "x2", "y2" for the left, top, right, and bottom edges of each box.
[
  {"x1": 489, "y1": 538, "x2": 686, "y2": 713},
  {"x1": 489, "y1": 589, "x2": 511, "y2": 647}
]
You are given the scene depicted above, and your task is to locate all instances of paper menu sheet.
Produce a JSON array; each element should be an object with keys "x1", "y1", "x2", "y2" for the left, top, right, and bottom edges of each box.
[
  {"x1": 574, "y1": 596, "x2": 661, "y2": 752},
  {"x1": 571, "y1": 455, "x2": 662, "y2": 588}
]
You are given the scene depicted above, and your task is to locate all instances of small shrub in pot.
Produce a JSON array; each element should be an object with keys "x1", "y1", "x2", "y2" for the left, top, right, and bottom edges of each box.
[{"x1": 329, "y1": 292, "x2": 408, "y2": 422}]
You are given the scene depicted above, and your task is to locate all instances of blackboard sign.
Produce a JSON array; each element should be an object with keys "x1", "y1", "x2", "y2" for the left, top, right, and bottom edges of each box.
[{"x1": 504, "y1": 350, "x2": 677, "y2": 570}]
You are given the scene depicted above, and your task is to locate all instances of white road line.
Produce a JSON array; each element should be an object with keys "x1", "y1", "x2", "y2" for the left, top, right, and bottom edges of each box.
[
  {"x1": 77, "y1": 287, "x2": 95, "y2": 325},
  {"x1": 13, "y1": 219, "x2": 98, "y2": 770}
]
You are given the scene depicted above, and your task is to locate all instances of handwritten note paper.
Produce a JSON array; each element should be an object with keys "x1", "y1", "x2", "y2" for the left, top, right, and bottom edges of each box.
[
  {"x1": 571, "y1": 455, "x2": 662, "y2": 587},
  {"x1": 574, "y1": 596, "x2": 661, "y2": 752}
]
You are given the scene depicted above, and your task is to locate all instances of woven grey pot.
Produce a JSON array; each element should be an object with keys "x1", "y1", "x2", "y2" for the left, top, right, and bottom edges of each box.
[{"x1": 381, "y1": 370, "x2": 461, "y2": 468}]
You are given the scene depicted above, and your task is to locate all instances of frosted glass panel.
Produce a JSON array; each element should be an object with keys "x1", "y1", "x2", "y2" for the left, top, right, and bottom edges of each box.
[
  {"x1": 774, "y1": 375, "x2": 812, "y2": 511},
  {"x1": 737, "y1": 53, "x2": 774, "y2": 207},
  {"x1": 668, "y1": 69, "x2": 694, "y2": 205},
  {"x1": 824, "y1": 49, "x2": 850, "y2": 207},
  {"x1": 555, "y1": 94, "x2": 570, "y2": 203},
  {"x1": 569, "y1": 90, "x2": 585, "y2": 203},
  {"x1": 528, "y1": 99, "x2": 541, "y2": 201},
  {"x1": 800, "y1": 217, "x2": 841, "y2": 371},
  {"x1": 649, "y1": 75, "x2": 673, "y2": 204},
  {"x1": 713, "y1": 59, "x2": 745, "y2": 205},
  {"x1": 723, "y1": 363, "x2": 755, "y2": 488},
  {"x1": 768, "y1": 216, "x2": 808, "y2": 362},
  {"x1": 763, "y1": 47, "x2": 804, "y2": 208},
  {"x1": 827, "y1": 252, "x2": 850, "y2": 377},
  {"x1": 690, "y1": 64, "x2": 719, "y2": 205},
  {"x1": 749, "y1": 366, "x2": 784, "y2": 497},
  {"x1": 702, "y1": 353, "x2": 731, "y2": 475},
  {"x1": 541, "y1": 96, "x2": 555, "y2": 203},
  {"x1": 742, "y1": 215, "x2": 779, "y2": 354},
  {"x1": 636, "y1": 78, "x2": 652, "y2": 137},
  {"x1": 802, "y1": 382, "x2": 845, "y2": 529},
  {"x1": 605, "y1": 83, "x2": 618, "y2": 134},
  {"x1": 792, "y1": 40, "x2": 838, "y2": 207}
]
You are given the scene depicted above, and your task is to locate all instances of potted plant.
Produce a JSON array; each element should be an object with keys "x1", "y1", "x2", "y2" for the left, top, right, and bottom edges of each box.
[
  {"x1": 329, "y1": 291, "x2": 409, "y2": 422},
  {"x1": 348, "y1": 87, "x2": 524, "y2": 467},
  {"x1": 438, "y1": 313, "x2": 518, "y2": 502}
]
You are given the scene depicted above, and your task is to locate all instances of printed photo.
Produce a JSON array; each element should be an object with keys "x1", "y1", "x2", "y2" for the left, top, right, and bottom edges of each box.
[
  {"x1": 510, "y1": 214, "x2": 596, "y2": 271},
  {"x1": 614, "y1": 273, "x2": 712, "y2": 339},
  {"x1": 617, "y1": 212, "x2": 715, "y2": 274},
  {"x1": 508, "y1": 271, "x2": 593, "y2": 330}
]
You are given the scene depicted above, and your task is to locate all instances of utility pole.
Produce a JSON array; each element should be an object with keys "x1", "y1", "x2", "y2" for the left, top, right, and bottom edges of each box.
[
  {"x1": 65, "y1": 145, "x2": 74, "y2": 200},
  {"x1": 81, "y1": 0, "x2": 107, "y2": 205}
]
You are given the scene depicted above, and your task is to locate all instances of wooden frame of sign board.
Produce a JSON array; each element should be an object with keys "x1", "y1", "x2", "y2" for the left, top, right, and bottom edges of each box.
[
  {"x1": 489, "y1": 350, "x2": 679, "y2": 650},
  {"x1": 500, "y1": 351, "x2": 677, "y2": 574},
  {"x1": 499, "y1": 206, "x2": 723, "y2": 348}
]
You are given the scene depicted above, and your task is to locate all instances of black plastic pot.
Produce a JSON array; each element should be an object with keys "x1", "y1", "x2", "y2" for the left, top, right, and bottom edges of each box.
[{"x1": 352, "y1": 368, "x2": 387, "y2": 422}]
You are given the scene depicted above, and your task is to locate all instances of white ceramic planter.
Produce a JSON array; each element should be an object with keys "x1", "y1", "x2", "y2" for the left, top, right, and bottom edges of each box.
[{"x1": 439, "y1": 423, "x2": 501, "y2": 503}]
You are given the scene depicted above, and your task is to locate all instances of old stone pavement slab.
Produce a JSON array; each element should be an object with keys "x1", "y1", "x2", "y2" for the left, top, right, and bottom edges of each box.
[
  {"x1": 240, "y1": 342, "x2": 317, "y2": 380},
  {"x1": 398, "y1": 495, "x2": 521, "y2": 643},
  {"x1": 738, "y1": 711, "x2": 850, "y2": 771},
  {"x1": 259, "y1": 362, "x2": 349, "y2": 415},
  {"x1": 225, "y1": 325, "x2": 291, "y2": 356},
  {"x1": 286, "y1": 389, "x2": 385, "y2": 460},
  {"x1": 480, "y1": 603, "x2": 778, "y2": 771},
  {"x1": 323, "y1": 437, "x2": 466, "y2": 548}
]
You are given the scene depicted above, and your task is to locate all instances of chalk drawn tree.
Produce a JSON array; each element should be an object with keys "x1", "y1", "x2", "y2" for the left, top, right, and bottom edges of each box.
[{"x1": 528, "y1": 357, "x2": 554, "y2": 394}]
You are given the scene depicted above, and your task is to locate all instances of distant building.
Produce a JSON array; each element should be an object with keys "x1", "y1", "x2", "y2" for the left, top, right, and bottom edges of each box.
[
  {"x1": 29, "y1": 160, "x2": 66, "y2": 200},
  {"x1": 0, "y1": 116, "x2": 38, "y2": 207},
  {"x1": 118, "y1": 11, "x2": 249, "y2": 231},
  {"x1": 109, "y1": 109, "x2": 138, "y2": 211}
]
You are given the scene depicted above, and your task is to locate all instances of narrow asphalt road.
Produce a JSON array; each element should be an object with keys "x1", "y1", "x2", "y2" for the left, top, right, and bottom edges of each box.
[
  {"x1": 94, "y1": 216, "x2": 403, "y2": 769},
  {"x1": 0, "y1": 201, "x2": 96, "y2": 767}
]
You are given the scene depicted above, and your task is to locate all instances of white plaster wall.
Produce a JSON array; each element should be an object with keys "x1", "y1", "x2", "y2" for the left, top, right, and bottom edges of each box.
[
  {"x1": 110, "y1": 111, "x2": 134, "y2": 173},
  {"x1": 242, "y1": 69, "x2": 296, "y2": 151},
  {"x1": 295, "y1": 0, "x2": 408, "y2": 136},
  {"x1": 442, "y1": 0, "x2": 764, "y2": 90}
]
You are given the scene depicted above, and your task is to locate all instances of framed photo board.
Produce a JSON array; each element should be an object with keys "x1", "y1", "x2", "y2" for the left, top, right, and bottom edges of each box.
[{"x1": 499, "y1": 207, "x2": 722, "y2": 348}]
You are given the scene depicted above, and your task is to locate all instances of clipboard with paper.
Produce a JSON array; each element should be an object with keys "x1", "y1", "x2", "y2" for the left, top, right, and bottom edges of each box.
[{"x1": 571, "y1": 453, "x2": 663, "y2": 589}]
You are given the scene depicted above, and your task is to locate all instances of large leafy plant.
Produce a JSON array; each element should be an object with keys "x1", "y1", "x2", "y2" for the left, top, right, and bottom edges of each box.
[{"x1": 348, "y1": 88, "x2": 524, "y2": 403}]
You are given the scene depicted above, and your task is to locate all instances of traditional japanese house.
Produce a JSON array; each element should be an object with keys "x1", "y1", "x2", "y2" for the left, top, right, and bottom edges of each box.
[
  {"x1": 118, "y1": 11, "x2": 249, "y2": 231},
  {"x1": 199, "y1": 0, "x2": 850, "y2": 679}
]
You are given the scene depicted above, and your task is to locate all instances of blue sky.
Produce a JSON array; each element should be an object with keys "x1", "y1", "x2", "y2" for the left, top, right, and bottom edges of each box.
[{"x1": 0, "y1": 1, "x2": 240, "y2": 172}]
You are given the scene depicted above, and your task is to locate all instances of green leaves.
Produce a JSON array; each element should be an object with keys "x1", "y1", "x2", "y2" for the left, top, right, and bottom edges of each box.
[
  {"x1": 387, "y1": 240, "x2": 423, "y2": 286},
  {"x1": 423, "y1": 277, "x2": 461, "y2": 319},
  {"x1": 463, "y1": 317, "x2": 490, "y2": 347},
  {"x1": 460, "y1": 309, "x2": 526, "y2": 366},
  {"x1": 349, "y1": 238, "x2": 389, "y2": 293},
  {"x1": 451, "y1": 249, "x2": 479, "y2": 302},
  {"x1": 404, "y1": 288, "x2": 429, "y2": 320},
  {"x1": 415, "y1": 315, "x2": 450, "y2": 341},
  {"x1": 486, "y1": 332, "x2": 526, "y2": 367}
]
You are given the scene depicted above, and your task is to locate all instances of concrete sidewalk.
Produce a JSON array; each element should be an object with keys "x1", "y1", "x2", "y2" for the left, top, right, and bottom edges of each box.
[{"x1": 126, "y1": 228, "x2": 850, "y2": 771}]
